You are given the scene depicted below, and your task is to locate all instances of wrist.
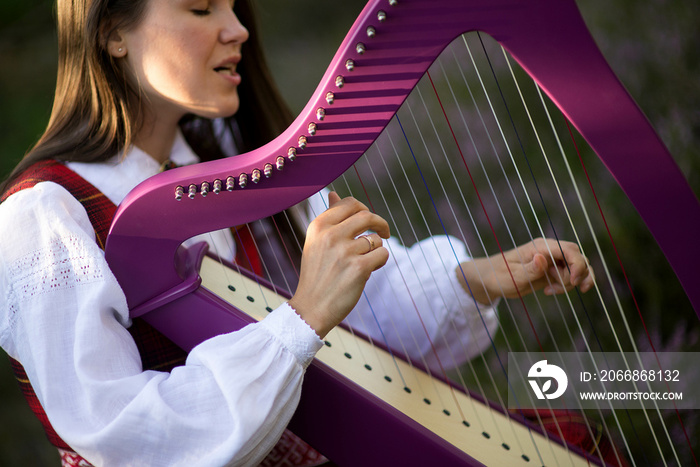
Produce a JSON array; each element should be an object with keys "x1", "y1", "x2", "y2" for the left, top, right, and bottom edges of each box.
[
  {"x1": 288, "y1": 297, "x2": 333, "y2": 339},
  {"x1": 456, "y1": 258, "x2": 496, "y2": 305}
]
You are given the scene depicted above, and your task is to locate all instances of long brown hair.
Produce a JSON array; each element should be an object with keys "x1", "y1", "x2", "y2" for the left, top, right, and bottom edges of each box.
[{"x1": 1, "y1": 0, "x2": 294, "y2": 192}]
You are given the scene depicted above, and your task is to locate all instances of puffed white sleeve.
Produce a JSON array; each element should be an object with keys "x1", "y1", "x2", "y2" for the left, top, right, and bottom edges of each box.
[
  {"x1": 0, "y1": 182, "x2": 323, "y2": 467},
  {"x1": 302, "y1": 190, "x2": 499, "y2": 373}
]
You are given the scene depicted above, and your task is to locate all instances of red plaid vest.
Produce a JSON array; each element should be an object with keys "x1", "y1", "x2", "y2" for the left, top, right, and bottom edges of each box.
[{"x1": 1, "y1": 160, "x2": 327, "y2": 467}]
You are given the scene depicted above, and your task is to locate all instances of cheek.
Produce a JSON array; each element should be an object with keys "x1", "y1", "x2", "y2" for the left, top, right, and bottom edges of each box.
[{"x1": 132, "y1": 27, "x2": 209, "y2": 102}]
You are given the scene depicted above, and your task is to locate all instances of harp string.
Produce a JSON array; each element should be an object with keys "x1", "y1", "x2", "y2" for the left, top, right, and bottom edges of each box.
[
  {"x1": 404, "y1": 56, "x2": 600, "y2": 465},
  {"x1": 334, "y1": 167, "x2": 471, "y2": 394},
  {"x1": 336, "y1": 172, "x2": 444, "y2": 380},
  {"x1": 440, "y1": 42, "x2": 577, "y2": 401},
  {"x1": 486, "y1": 45, "x2": 654, "y2": 464},
  {"x1": 456, "y1": 37, "x2": 569, "y2": 353},
  {"x1": 362, "y1": 105, "x2": 592, "y2": 466},
  {"x1": 462, "y1": 33, "x2": 670, "y2": 464},
  {"x1": 344, "y1": 149, "x2": 519, "y2": 432},
  {"x1": 436, "y1": 49, "x2": 596, "y2": 433},
  {"x1": 497, "y1": 33, "x2": 694, "y2": 463},
  {"x1": 310, "y1": 189, "x2": 431, "y2": 396},
  {"x1": 354, "y1": 145, "x2": 494, "y2": 389},
  {"x1": 444, "y1": 43, "x2": 604, "y2": 452},
  {"x1": 521, "y1": 76, "x2": 653, "y2": 467},
  {"x1": 527, "y1": 69, "x2": 670, "y2": 463},
  {"x1": 395, "y1": 73, "x2": 560, "y2": 444},
  {"x1": 265, "y1": 216, "x2": 298, "y2": 291},
  {"x1": 415, "y1": 31, "x2": 642, "y2": 463},
  {"x1": 260, "y1": 202, "x2": 396, "y2": 382},
  {"x1": 408, "y1": 70, "x2": 599, "y2": 463},
  {"x1": 344, "y1": 155, "x2": 508, "y2": 430},
  {"x1": 561, "y1": 115, "x2": 695, "y2": 464},
  {"x1": 398, "y1": 97, "x2": 570, "y2": 457},
  {"x1": 343, "y1": 143, "x2": 553, "y2": 462},
  {"x1": 341, "y1": 60, "x2": 589, "y2": 460},
  {"x1": 390, "y1": 117, "x2": 579, "y2": 462},
  {"x1": 435, "y1": 47, "x2": 579, "y2": 426},
  {"x1": 344, "y1": 169, "x2": 481, "y2": 406}
]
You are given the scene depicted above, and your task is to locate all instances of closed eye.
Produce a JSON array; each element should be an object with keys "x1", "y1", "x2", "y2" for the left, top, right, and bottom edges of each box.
[{"x1": 191, "y1": 9, "x2": 211, "y2": 16}]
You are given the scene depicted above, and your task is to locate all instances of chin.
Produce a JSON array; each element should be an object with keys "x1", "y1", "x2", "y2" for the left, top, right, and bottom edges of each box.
[{"x1": 198, "y1": 102, "x2": 240, "y2": 120}]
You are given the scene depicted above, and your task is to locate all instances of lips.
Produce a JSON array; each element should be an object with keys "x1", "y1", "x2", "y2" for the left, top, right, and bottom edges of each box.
[
  {"x1": 214, "y1": 64, "x2": 236, "y2": 75},
  {"x1": 214, "y1": 56, "x2": 241, "y2": 75},
  {"x1": 213, "y1": 56, "x2": 242, "y2": 86},
  {"x1": 213, "y1": 59, "x2": 241, "y2": 87}
]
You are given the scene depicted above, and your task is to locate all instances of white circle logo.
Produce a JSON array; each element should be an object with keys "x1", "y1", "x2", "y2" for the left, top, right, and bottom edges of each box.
[{"x1": 528, "y1": 360, "x2": 568, "y2": 400}]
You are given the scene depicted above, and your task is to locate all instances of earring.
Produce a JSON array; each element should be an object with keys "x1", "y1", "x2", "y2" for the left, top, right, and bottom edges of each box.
[{"x1": 118, "y1": 47, "x2": 123, "y2": 53}]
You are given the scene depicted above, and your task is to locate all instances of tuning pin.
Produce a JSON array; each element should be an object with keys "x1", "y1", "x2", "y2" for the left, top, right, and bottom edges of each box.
[
  {"x1": 251, "y1": 169, "x2": 261, "y2": 184},
  {"x1": 298, "y1": 135, "x2": 307, "y2": 149},
  {"x1": 213, "y1": 179, "x2": 222, "y2": 194},
  {"x1": 325, "y1": 92, "x2": 335, "y2": 105},
  {"x1": 188, "y1": 184, "x2": 197, "y2": 200},
  {"x1": 200, "y1": 181, "x2": 210, "y2": 197},
  {"x1": 377, "y1": 10, "x2": 387, "y2": 21},
  {"x1": 366, "y1": 26, "x2": 376, "y2": 38},
  {"x1": 308, "y1": 122, "x2": 317, "y2": 135},
  {"x1": 345, "y1": 59, "x2": 355, "y2": 71},
  {"x1": 276, "y1": 156, "x2": 285, "y2": 170},
  {"x1": 356, "y1": 42, "x2": 366, "y2": 55},
  {"x1": 287, "y1": 147, "x2": 297, "y2": 161},
  {"x1": 175, "y1": 185, "x2": 184, "y2": 201},
  {"x1": 316, "y1": 108, "x2": 326, "y2": 121},
  {"x1": 264, "y1": 163, "x2": 273, "y2": 178},
  {"x1": 226, "y1": 176, "x2": 235, "y2": 191},
  {"x1": 239, "y1": 173, "x2": 248, "y2": 188},
  {"x1": 335, "y1": 75, "x2": 345, "y2": 88}
]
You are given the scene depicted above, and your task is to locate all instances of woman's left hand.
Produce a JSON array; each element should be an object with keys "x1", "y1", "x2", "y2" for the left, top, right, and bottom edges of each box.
[{"x1": 456, "y1": 238, "x2": 595, "y2": 304}]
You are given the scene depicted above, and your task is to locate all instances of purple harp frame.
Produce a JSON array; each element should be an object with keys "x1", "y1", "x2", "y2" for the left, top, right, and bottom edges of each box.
[{"x1": 105, "y1": 0, "x2": 700, "y2": 465}]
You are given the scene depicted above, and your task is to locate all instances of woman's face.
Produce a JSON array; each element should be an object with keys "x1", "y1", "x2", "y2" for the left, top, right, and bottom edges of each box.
[{"x1": 116, "y1": 0, "x2": 249, "y2": 121}]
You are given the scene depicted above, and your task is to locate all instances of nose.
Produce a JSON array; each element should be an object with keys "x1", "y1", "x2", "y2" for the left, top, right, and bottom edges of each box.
[{"x1": 220, "y1": 10, "x2": 249, "y2": 45}]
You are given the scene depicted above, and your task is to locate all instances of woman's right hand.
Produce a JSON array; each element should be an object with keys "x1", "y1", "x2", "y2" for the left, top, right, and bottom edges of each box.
[{"x1": 289, "y1": 192, "x2": 390, "y2": 338}]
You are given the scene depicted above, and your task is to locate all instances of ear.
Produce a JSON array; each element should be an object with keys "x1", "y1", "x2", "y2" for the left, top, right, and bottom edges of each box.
[
  {"x1": 107, "y1": 33, "x2": 127, "y2": 58},
  {"x1": 102, "y1": 23, "x2": 128, "y2": 58}
]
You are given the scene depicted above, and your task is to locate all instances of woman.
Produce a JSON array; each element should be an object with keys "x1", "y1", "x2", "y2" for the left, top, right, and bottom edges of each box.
[{"x1": 0, "y1": 0, "x2": 594, "y2": 465}]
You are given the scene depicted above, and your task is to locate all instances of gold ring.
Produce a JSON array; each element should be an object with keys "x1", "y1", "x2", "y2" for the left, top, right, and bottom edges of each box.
[{"x1": 361, "y1": 234, "x2": 375, "y2": 253}]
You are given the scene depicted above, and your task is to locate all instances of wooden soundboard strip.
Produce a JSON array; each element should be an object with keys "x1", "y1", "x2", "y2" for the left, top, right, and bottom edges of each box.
[{"x1": 200, "y1": 256, "x2": 590, "y2": 466}]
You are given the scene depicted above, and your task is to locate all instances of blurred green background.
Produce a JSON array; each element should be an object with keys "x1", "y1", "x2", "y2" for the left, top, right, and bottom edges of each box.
[{"x1": 1, "y1": 0, "x2": 698, "y2": 465}]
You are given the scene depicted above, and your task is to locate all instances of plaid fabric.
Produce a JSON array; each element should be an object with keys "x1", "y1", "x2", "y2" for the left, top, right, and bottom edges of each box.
[
  {"x1": 0, "y1": 160, "x2": 115, "y2": 249},
  {"x1": 259, "y1": 430, "x2": 328, "y2": 467},
  {"x1": 58, "y1": 449, "x2": 93, "y2": 467},
  {"x1": 234, "y1": 225, "x2": 263, "y2": 276}
]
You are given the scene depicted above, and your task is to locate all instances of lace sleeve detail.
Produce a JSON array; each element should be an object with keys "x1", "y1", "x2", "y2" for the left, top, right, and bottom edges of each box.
[
  {"x1": 0, "y1": 182, "x2": 111, "y2": 355},
  {"x1": 8, "y1": 236, "x2": 106, "y2": 301}
]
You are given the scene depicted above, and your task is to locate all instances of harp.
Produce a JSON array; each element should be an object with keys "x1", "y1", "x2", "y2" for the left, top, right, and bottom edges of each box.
[{"x1": 104, "y1": 0, "x2": 700, "y2": 465}]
